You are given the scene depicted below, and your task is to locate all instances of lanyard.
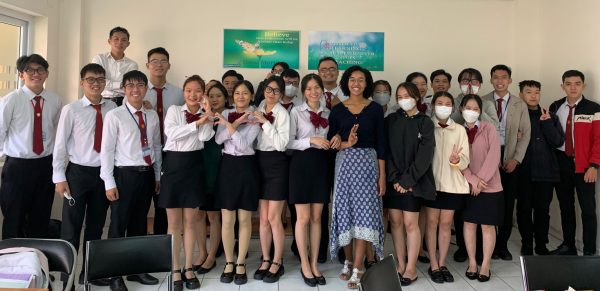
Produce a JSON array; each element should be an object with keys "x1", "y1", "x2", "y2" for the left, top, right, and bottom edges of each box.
[
  {"x1": 127, "y1": 107, "x2": 148, "y2": 132},
  {"x1": 496, "y1": 96, "x2": 510, "y2": 121}
]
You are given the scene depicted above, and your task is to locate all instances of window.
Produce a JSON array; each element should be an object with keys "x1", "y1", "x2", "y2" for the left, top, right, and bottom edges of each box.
[{"x1": 0, "y1": 14, "x2": 28, "y2": 96}]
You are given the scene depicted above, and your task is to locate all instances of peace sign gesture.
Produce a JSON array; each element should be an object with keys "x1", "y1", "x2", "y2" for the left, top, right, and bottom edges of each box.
[
  {"x1": 540, "y1": 108, "x2": 551, "y2": 121},
  {"x1": 449, "y1": 144, "x2": 462, "y2": 164},
  {"x1": 347, "y1": 124, "x2": 359, "y2": 147}
]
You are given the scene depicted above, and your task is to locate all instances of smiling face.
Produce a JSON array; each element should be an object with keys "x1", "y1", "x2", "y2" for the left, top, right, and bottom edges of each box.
[
  {"x1": 81, "y1": 72, "x2": 106, "y2": 99},
  {"x1": 491, "y1": 69, "x2": 512, "y2": 95},
  {"x1": 19, "y1": 63, "x2": 48, "y2": 92},
  {"x1": 146, "y1": 53, "x2": 170, "y2": 78},
  {"x1": 318, "y1": 60, "x2": 339, "y2": 85},
  {"x1": 223, "y1": 76, "x2": 239, "y2": 96},
  {"x1": 233, "y1": 84, "x2": 252, "y2": 109},
  {"x1": 264, "y1": 81, "x2": 282, "y2": 105},
  {"x1": 432, "y1": 75, "x2": 451, "y2": 93},
  {"x1": 411, "y1": 76, "x2": 428, "y2": 98},
  {"x1": 183, "y1": 80, "x2": 204, "y2": 109},
  {"x1": 207, "y1": 86, "x2": 227, "y2": 113},
  {"x1": 123, "y1": 80, "x2": 148, "y2": 105},
  {"x1": 520, "y1": 86, "x2": 541, "y2": 108},
  {"x1": 347, "y1": 71, "x2": 366, "y2": 97},
  {"x1": 108, "y1": 31, "x2": 130, "y2": 55},
  {"x1": 304, "y1": 78, "x2": 323, "y2": 104}
]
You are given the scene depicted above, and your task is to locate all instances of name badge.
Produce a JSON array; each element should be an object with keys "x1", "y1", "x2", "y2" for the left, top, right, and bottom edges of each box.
[{"x1": 142, "y1": 145, "x2": 152, "y2": 157}]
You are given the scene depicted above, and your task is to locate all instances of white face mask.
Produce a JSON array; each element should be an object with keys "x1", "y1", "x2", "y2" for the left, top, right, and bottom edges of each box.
[
  {"x1": 373, "y1": 93, "x2": 391, "y2": 106},
  {"x1": 460, "y1": 84, "x2": 480, "y2": 95},
  {"x1": 434, "y1": 105, "x2": 453, "y2": 120},
  {"x1": 462, "y1": 109, "x2": 480, "y2": 123},
  {"x1": 285, "y1": 84, "x2": 298, "y2": 97},
  {"x1": 398, "y1": 98, "x2": 416, "y2": 112}
]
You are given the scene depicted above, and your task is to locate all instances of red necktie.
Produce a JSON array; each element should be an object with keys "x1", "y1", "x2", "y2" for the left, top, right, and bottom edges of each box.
[
  {"x1": 154, "y1": 87, "x2": 165, "y2": 145},
  {"x1": 309, "y1": 111, "x2": 328, "y2": 129},
  {"x1": 263, "y1": 112, "x2": 275, "y2": 124},
  {"x1": 185, "y1": 110, "x2": 201, "y2": 123},
  {"x1": 496, "y1": 98, "x2": 504, "y2": 120},
  {"x1": 91, "y1": 104, "x2": 103, "y2": 153},
  {"x1": 438, "y1": 122, "x2": 449, "y2": 128},
  {"x1": 325, "y1": 92, "x2": 332, "y2": 109},
  {"x1": 32, "y1": 96, "x2": 43, "y2": 155},
  {"x1": 228, "y1": 111, "x2": 245, "y2": 123},
  {"x1": 281, "y1": 102, "x2": 293, "y2": 111},
  {"x1": 565, "y1": 104, "x2": 575, "y2": 157},
  {"x1": 466, "y1": 125, "x2": 478, "y2": 144},
  {"x1": 135, "y1": 111, "x2": 152, "y2": 165}
]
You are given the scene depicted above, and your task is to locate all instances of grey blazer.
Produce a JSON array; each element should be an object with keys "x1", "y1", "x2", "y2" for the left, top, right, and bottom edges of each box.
[{"x1": 451, "y1": 93, "x2": 500, "y2": 128}]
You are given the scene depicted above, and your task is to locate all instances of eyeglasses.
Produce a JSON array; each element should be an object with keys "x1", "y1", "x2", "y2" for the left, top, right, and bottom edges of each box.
[
  {"x1": 460, "y1": 79, "x2": 481, "y2": 85},
  {"x1": 83, "y1": 77, "x2": 106, "y2": 84},
  {"x1": 24, "y1": 67, "x2": 47, "y2": 75},
  {"x1": 285, "y1": 81, "x2": 299, "y2": 87},
  {"x1": 318, "y1": 67, "x2": 338, "y2": 74},
  {"x1": 265, "y1": 86, "x2": 281, "y2": 95},
  {"x1": 124, "y1": 83, "x2": 147, "y2": 89},
  {"x1": 149, "y1": 60, "x2": 169, "y2": 66}
]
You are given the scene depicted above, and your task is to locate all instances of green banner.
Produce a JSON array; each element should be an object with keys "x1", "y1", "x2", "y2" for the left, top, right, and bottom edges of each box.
[
  {"x1": 308, "y1": 31, "x2": 385, "y2": 71},
  {"x1": 223, "y1": 29, "x2": 300, "y2": 69}
]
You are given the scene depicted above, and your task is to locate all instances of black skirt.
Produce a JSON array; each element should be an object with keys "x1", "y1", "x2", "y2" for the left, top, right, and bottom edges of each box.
[
  {"x1": 383, "y1": 184, "x2": 423, "y2": 212},
  {"x1": 216, "y1": 154, "x2": 259, "y2": 211},
  {"x1": 424, "y1": 191, "x2": 466, "y2": 210},
  {"x1": 289, "y1": 148, "x2": 331, "y2": 204},
  {"x1": 463, "y1": 191, "x2": 504, "y2": 225},
  {"x1": 158, "y1": 150, "x2": 205, "y2": 208},
  {"x1": 257, "y1": 150, "x2": 289, "y2": 201}
]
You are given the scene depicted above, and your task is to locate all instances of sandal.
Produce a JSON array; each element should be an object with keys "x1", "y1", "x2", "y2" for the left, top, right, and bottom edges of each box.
[
  {"x1": 339, "y1": 260, "x2": 353, "y2": 281},
  {"x1": 347, "y1": 268, "x2": 364, "y2": 289}
]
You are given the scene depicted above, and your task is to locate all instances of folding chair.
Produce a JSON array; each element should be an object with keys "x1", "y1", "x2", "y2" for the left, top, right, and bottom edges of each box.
[
  {"x1": 520, "y1": 255, "x2": 600, "y2": 290},
  {"x1": 359, "y1": 254, "x2": 402, "y2": 291}
]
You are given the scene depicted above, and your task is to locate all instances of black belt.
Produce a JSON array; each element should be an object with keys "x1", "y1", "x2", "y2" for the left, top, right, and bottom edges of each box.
[{"x1": 117, "y1": 165, "x2": 152, "y2": 172}]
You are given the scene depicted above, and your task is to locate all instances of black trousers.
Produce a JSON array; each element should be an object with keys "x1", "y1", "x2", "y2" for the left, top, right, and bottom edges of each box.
[
  {"x1": 107, "y1": 167, "x2": 154, "y2": 238},
  {"x1": 0, "y1": 155, "x2": 54, "y2": 239},
  {"x1": 555, "y1": 151, "x2": 597, "y2": 254},
  {"x1": 152, "y1": 194, "x2": 167, "y2": 234},
  {"x1": 516, "y1": 177, "x2": 553, "y2": 249},
  {"x1": 60, "y1": 163, "x2": 110, "y2": 264},
  {"x1": 289, "y1": 203, "x2": 330, "y2": 260},
  {"x1": 496, "y1": 149, "x2": 520, "y2": 251}
]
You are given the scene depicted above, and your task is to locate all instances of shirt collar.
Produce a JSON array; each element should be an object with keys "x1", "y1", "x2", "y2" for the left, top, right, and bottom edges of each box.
[
  {"x1": 22, "y1": 85, "x2": 46, "y2": 100},
  {"x1": 494, "y1": 92, "x2": 510, "y2": 101},
  {"x1": 125, "y1": 100, "x2": 146, "y2": 114},
  {"x1": 81, "y1": 95, "x2": 106, "y2": 106},
  {"x1": 180, "y1": 103, "x2": 202, "y2": 114},
  {"x1": 563, "y1": 96, "x2": 583, "y2": 108},
  {"x1": 325, "y1": 85, "x2": 340, "y2": 94},
  {"x1": 148, "y1": 81, "x2": 168, "y2": 91},
  {"x1": 107, "y1": 52, "x2": 127, "y2": 62},
  {"x1": 464, "y1": 120, "x2": 481, "y2": 129},
  {"x1": 299, "y1": 101, "x2": 327, "y2": 113},
  {"x1": 432, "y1": 115, "x2": 454, "y2": 127}
]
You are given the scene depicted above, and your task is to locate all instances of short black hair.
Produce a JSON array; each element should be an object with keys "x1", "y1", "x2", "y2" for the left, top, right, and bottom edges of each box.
[
  {"x1": 221, "y1": 70, "x2": 244, "y2": 82},
  {"x1": 458, "y1": 68, "x2": 483, "y2": 83},
  {"x1": 16, "y1": 54, "x2": 49, "y2": 73},
  {"x1": 460, "y1": 94, "x2": 483, "y2": 111},
  {"x1": 396, "y1": 82, "x2": 421, "y2": 102},
  {"x1": 406, "y1": 72, "x2": 428, "y2": 84},
  {"x1": 263, "y1": 75, "x2": 285, "y2": 93},
  {"x1": 232, "y1": 80, "x2": 255, "y2": 96},
  {"x1": 147, "y1": 47, "x2": 169, "y2": 61},
  {"x1": 373, "y1": 80, "x2": 392, "y2": 93},
  {"x1": 431, "y1": 91, "x2": 455, "y2": 107},
  {"x1": 80, "y1": 63, "x2": 105, "y2": 79},
  {"x1": 301, "y1": 73, "x2": 324, "y2": 94},
  {"x1": 518, "y1": 80, "x2": 541, "y2": 92},
  {"x1": 109, "y1": 26, "x2": 130, "y2": 39},
  {"x1": 272, "y1": 62, "x2": 290, "y2": 71},
  {"x1": 281, "y1": 69, "x2": 300, "y2": 79},
  {"x1": 207, "y1": 81, "x2": 230, "y2": 107},
  {"x1": 121, "y1": 70, "x2": 148, "y2": 88},
  {"x1": 340, "y1": 65, "x2": 374, "y2": 98},
  {"x1": 430, "y1": 69, "x2": 452, "y2": 83},
  {"x1": 562, "y1": 70, "x2": 585, "y2": 83},
  {"x1": 317, "y1": 56, "x2": 338, "y2": 69},
  {"x1": 490, "y1": 64, "x2": 512, "y2": 77}
]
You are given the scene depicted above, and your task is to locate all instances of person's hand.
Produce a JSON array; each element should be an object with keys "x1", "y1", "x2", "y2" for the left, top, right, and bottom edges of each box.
[
  {"x1": 449, "y1": 144, "x2": 462, "y2": 164},
  {"x1": 106, "y1": 188, "x2": 119, "y2": 201},
  {"x1": 232, "y1": 112, "x2": 251, "y2": 127},
  {"x1": 503, "y1": 159, "x2": 519, "y2": 173},
  {"x1": 143, "y1": 100, "x2": 153, "y2": 110},
  {"x1": 213, "y1": 113, "x2": 229, "y2": 126},
  {"x1": 330, "y1": 134, "x2": 341, "y2": 150},
  {"x1": 378, "y1": 175, "x2": 386, "y2": 197},
  {"x1": 55, "y1": 181, "x2": 70, "y2": 198},
  {"x1": 584, "y1": 167, "x2": 598, "y2": 183},
  {"x1": 253, "y1": 111, "x2": 268, "y2": 124},
  {"x1": 347, "y1": 124, "x2": 359, "y2": 147},
  {"x1": 540, "y1": 108, "x2": 551, "y2": 121},
  {"x1": 310, "y1": 136, "x2": 330, "y2": 149},
  {"x1": 393, "y1": 183, "x2": 408, "y2": 194},
  {"x1": 155, "y1": 181, "x2": 160, "y2": 194},
  {"x1": 477, "y1": 180, "x2": 488, "y2": 190},
  {"x1": 517, "y1": 130, "x2": 523, "y2": 141},
  {"x1": 195, "y1": 114, "x2": 211, "y2": 126},
  {"x1": 470, "y1": 184, "x2": 481, "y2": 196}
]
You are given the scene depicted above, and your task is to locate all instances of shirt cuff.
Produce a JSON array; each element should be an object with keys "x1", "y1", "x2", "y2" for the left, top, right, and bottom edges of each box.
[
  {"x1": 52, "y1": 172, "x2": 67, "y2": 184},
  {"x1": 104, "y1": 177, "x2": 117, "y2": 190}
]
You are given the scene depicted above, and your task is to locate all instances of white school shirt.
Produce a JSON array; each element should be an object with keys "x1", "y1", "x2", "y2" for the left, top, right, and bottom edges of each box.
[
  {"x1": 162, "y1": 104, "x2": 215, "y2": 152},
  {"x1": 100, "y1": 101, "x2": 162, "y2": 190},
  {"x1": 52, "y1": 96, "x2": 117, "y2": 183},
  {"x1": 0, "y1": 85, "x2": 62, "y2": 158},
  {"x1": 320, "y1": 85, "x2": 347, "y2": 105},
  {"x1": 255, "y1": 102, "x2": 290, "y2": 152},
  {"x1": 92, "y1": 52, "x2": 138, "y2": 98},
  {"x1": 215, "y1": 108, "x2": 261, "y2": 156},
  {"x1": 287, "y1": 102, "x2": 330, "y2": 150},
  {"x1": 494, "y1": 92, "x2": 510, "y2": 146}
]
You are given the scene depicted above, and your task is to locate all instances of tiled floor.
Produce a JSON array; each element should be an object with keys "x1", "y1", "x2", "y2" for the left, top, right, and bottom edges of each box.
[{"x1": 62, "y1": 227, "x2": 563, "y2": 291}]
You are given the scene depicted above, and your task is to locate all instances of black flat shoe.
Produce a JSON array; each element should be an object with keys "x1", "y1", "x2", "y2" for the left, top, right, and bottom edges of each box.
[
  {"x1": 196, "y1": 261, "x2": 216, "y2": 275},
  {"x1": 172, "y1": 269, "x2": 183, "y2": 291},
  {"x1": 465, "y1": 267, "x2": 478, "y2": 280},
  {"x1": 183, "y1": 268, "x2": 200, "y2": 289},
  {"x1": 477, "y1": 270, "x2": 491, "y2": 282},
  {"x1": 220, "y1": 262, "x2": 235, "y2": 283},
  {"x1": 126, "y1": 273, "x2": 158, "y2": 285},
  {"x1": 439, "y1": 266, "x2": 454, "y2": 282},
  {"x1": 263, "y1": 260, "x2": 284, "y2": 283},
  {"x1": 428, "y1": 267, "x2": 444, "y2": 284},
  {"x1": 110, "y1": 277, "x2": 128, "y2": 291},
  {"x1": 315, "y1": 274, "x2": 326, "y2": 285},
  {"x1": 234, "y1": 263, "x2": 248, "y2": 285},
  {"x1": 400, "y1": 275, "x2": 418, "y2": 286},
  {"x1": 301, "y1": 270, "x2": 317, "y2": 287},
  {"x1": 253, "y1": 259, "x2": 271, "y2": 280}
]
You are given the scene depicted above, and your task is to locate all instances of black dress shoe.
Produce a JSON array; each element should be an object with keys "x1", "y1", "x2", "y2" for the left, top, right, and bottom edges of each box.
[
  {"x1": 453, "y1": 248, "x2": 467, "y2": 262},
  {"x1": 477, "y1": 270, "x2": 491, "y2": 282},
  {"x1": 400, "y1": 275, "x2": 418, "y2": 286},
  {"x1": 428, "y1": 268, "x2": 444, "y2": 284},
  {"x1": 234, "y1": 263, "x2": 248, "y2": 285},
  {"x1": 172, "y1": 269, "x2": 183, "y2": 291},
  {"x1": 315, "y1": 274, "x2": 326, "y2": 285},
  {"x1": 535, "y1": 246, "x2": 550, "y2": 255},
  {"x1": 583, "y1": 251, "x2": 596, "y2": 256},
  {"x1": 110, "y1": 277, "x2": 128, "y2": 291},
  {"x1": 498, "y1": 249, "x2": 513, "y2": 260},
  {"x1": 465, "y1": 267, "x2": 478, "y2": 280},
  {"x1": 439, "y1": 266, "x2": 454, "y2": 282},
  {"x1": 79, "y1": 272, "x2": 111, "y2": 286},
  {"x1": 263, "y1": 261, "x2": 284, "y2": 283},
  {"x1": 220, "y1": 262, "x2": 235, "y2": 283},
  {"x1": 253, "y1": 259, "x2": 271, "y2": 280},
  {"x1": 491, "y1": 251, "x2": 500, "y2": 260},
  {"x1": 301, "y1": 270, "x2": 317, "y2": 287},
  {"x1": 196, "y1": 261, "x2": 217, "y2": 275},
  {"x1": 417, "y1": 255, "x2": 430, "y2": 263},
  {"x1": 183, "y1": 268, "x2": 200, "y2": 289},
  {"x1": 126, "y1": 273, "x2": 159, "y2": 285},
  {"x1": 521, "y1": 246, "x2": 534, "y2": 256},
  {"x1": 550, "y1": 244, "x2": 578, "y2": 255}
]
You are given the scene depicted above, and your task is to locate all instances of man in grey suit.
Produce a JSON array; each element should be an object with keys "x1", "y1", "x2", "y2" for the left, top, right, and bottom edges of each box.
[
  {"x1": 451, "y1": 68, "x2": 500, "y2": 128},
  {"x1": 482, "y1": 64, "x2": 531, "y2": 261}
]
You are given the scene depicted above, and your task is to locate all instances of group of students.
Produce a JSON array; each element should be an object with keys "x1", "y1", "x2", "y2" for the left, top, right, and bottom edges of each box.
[{"x1": 0, "y1": 25, "x2": 598, "y2": 291}]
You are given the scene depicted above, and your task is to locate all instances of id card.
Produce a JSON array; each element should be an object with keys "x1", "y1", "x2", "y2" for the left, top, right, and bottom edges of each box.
[{"x1": 142, "y1": 145, "x2": 152, "y2": 157}]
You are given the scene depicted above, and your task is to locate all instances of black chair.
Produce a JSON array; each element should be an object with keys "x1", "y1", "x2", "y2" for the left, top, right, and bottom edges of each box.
[
  {"x1": 85, "y1": 234, "x2": 172, "y2": 291},
  {"x1": 520, "y1": 255, "x2": 600, "y2": 291},
  {"x1": 0, "y1": 238, "x2": 77, "y2": 291},
  {"x1": 359, "y1": 254, "x2": 402, "y2": 291}
]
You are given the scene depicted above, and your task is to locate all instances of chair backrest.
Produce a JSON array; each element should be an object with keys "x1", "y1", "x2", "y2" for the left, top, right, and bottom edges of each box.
[
  {"x1": 359, "y1": 254, "x2": 402, "y2": 291},
  {"x1": 520, "y1": 255, "x2": 600, "y2": 290},
  {"x1": 85, "y1": 235, "x2": 172, "y2": 281},
  {"x1": 0, "y1": 238, "x2": 77, "y2": 290}
]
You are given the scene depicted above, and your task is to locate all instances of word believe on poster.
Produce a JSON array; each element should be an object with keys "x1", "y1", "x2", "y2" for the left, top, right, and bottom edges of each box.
[
  {"x1": 223, "y1": 29, "x2": 300, "y2": 69},
  {"x1": 308, "y1": 31, "x2": 384, "y2": 71}
]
